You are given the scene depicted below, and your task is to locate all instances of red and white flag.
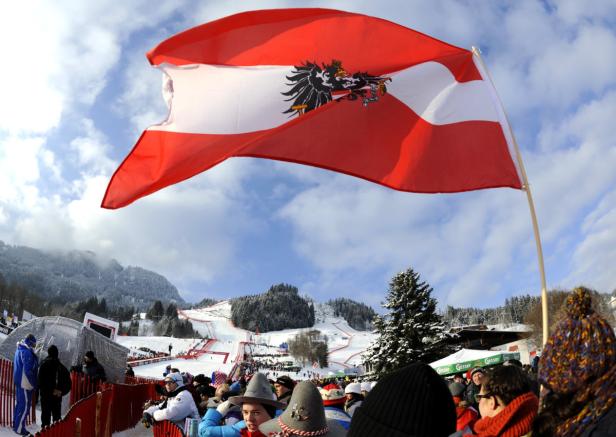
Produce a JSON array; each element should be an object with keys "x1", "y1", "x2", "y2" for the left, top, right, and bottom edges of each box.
[{"x1": 102, "y1": 8, "x2": 522, "y2": 209}]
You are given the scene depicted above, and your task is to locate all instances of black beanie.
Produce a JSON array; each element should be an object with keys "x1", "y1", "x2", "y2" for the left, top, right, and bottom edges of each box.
[
  {"x1": 47, "y1": 345, "x2": 59, "y2": 359},
  {"x1": 348, "y1": 362, "x2": 456, "y2": 437}
]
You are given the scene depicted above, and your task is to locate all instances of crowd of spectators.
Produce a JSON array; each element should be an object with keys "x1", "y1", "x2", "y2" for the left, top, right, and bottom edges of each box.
[{"x1": 138, "y1": 287, "x2": 615, "y2": 436}]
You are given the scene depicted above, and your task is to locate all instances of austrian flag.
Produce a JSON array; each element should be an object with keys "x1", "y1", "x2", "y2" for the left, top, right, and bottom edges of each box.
[{"x1": 102, "y1": 8, "x2": 523, "y2": 209}]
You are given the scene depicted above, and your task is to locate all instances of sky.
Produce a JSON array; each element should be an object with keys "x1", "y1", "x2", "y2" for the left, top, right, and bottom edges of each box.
[{"x1": 1, "y1": 0, "x2": 615, "y2": 310}]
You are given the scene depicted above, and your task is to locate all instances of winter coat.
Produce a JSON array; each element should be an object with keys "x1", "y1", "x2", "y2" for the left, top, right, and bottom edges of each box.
[
  {"x1": 83, "y1": 358, "x2": 106, "y2": 383},
  {"x1": 13, "y1": 341, "x2": 38, "y2": 391},
  {"x1": 464, "y1": 383, "x2": 480, "y2": 410},
  {"x1": 580, "y1": 401, "x2": 616, "y2": 437},
  {"x1": 151, "y1": 385, "x2": 199, "y2": 428},
  {"x1": 277, "y1": 390, "x2": 292, "y2": 407},
  {"x1": 199, "y1": 408, "x2": 245, "y2": 437},
  {"x1": 345, "y1": 398, "x2": 363, "y2": 417},
  {"x1": 38, "y1": 356, "x2": 71, "y2": 397},
  {"x1": 324, "y1": 406, "x2": 351, "y2": 430}
]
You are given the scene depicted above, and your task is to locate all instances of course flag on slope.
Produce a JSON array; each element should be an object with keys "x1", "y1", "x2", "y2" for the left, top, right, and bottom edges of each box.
[{"x1": 102, "y1": 8, "x2": 523, "y2": 209}]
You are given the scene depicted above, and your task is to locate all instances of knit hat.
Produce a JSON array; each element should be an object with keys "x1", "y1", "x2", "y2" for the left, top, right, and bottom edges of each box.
[
  {"x1": 47, "y1": 345, "x2": 59, "y2": 359},
  {"x1": 470, "y1": 367, "x2": 485, "y2": 377},
  {"x1": 448, "y1": 382, "x2": 466, "y2": 398},
  {"x1": 24, "y1": 334, "x2": 36, "y2": 347},
  {"x1": 85, "y1": 350, "x2": 95, "y2": 360},
  {"x1": 344, "y1": 382, "x2": 361, "y2": 395},
  {"x1": 348, "y1": 362, "x2": 456, "y2": 437},
  {"x1": 538, "y1": 287, "x2": 616, "y2": 394},
  {"x1": 275, "y1": 375, "x2": 295, "y2": 391},
  {"x1": 228, "y1": 372, "x2": 284, "y2": 409},
  {"x1": 360, "y1": 382, "x2": 371, "y2": 393},
  {"x1": 320, "y1": 383, "x2": 345, "y2": 407},
  {"x1": 193, "y1": 374, "x2": 211, "y2": 386},
  {"x1": 164, "y1": 372, "x2": 184, "y2": 387},
  {"x1": 260, "y1": 381, "x2": 346, "y2": 437}
]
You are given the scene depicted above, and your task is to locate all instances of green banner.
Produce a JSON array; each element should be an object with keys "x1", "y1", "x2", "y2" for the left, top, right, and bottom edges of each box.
[{"x1": 433, "y1": 352, "x2": 521, "y2": 376}]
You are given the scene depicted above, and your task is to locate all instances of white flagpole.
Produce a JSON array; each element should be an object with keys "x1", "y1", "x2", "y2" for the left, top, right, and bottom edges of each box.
[{"x1": 471, "y1": 47, "x2": 549, "y2": 345}]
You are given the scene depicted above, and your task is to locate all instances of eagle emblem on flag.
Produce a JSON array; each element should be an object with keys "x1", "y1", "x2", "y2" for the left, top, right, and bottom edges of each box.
[{"x1": 282, "y1": 60, "x2": 391, "y2": 116}]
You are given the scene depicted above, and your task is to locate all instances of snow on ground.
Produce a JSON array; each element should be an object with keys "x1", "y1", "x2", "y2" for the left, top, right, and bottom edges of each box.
[
  {"x1": 117, "y1": 336, "x2": 199, "y2": 357},
  {"x1": 175, "y1": 300, "x2": 376, "y2": 375}
]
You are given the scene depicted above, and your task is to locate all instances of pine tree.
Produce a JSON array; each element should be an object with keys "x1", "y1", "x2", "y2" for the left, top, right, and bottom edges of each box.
[{"x1": 364, "y1": 267, "x2": 449, "y2": 379}]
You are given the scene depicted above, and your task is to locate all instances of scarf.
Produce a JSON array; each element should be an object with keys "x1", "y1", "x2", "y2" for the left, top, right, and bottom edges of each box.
[
  {"x1": 466, "y1": 392, "x2": 538, "y2": 437},
  {"x1": 555, "y1": 362, "x2": 616, "y2": 436}
]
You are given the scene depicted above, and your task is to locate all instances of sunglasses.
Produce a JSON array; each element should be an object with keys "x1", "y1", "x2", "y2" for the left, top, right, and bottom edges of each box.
[{"x1": 475, "y1": 393, "x2": 499, "y2": 406}]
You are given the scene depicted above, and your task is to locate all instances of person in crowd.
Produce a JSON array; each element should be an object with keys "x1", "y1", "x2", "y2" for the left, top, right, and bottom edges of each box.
[
  {"x1": 168, "y1": 343, "x2": 173, "y2": 356},
  {"x1": 319, "y1": 383, "x2": 351, "y2": 430},
  {"x1": 163, "y1": 364, "x2": 172, "y2": 377},
  {"x1": 82, "y1": 350, "x2": 106, "y2": 383},
  {"x1": 343, "y1": 382, "x2": 363, "y2": 417},
  {"x1": 143, "y1": 372, "x2": 200, "y2": 431},
  {"x1": 198, "y1": 372, "x2": 284, "y2": 437},
  {"x1": 449, "y1": 382, "x2": 478, "y2": 434},
  {"x1": 13, "y1": 334, "x2": 38, "y2": 436},
  {"x1": 453, "y1": 373, "x2": 467, "y2": 385},
  {"x1": 348, "y1": 362, "x2": 456, "y2": 437},
  {"x1": 196, "y1": 384, "x2": 216, "y2": 416},
  {"x1": 125, "y1": 364, "x2": 135, "y2": 378},
  {"x1": 259, "y1": 381, "x2": 346, "y2": 437},
  {"x1": 465, "y1": 367, "x2": 485, "y2": 410},
  {"x1": 360, "y1": 381, "x2": 372, "y2": 398},
  {"x1": 273, "y1": 375, "x2": 295, "y2": 407},
  {"x1": 459, "y1": 364, "x2": 538, "y2": 437},
  {"x1": 532, "y1": 287, "x2": 616, "y2": 437},
  {"x1": 38, "y1": 345, "x2": 71, "y2": 427},
  {"x1": 193, "y1": 374, "x2": 212, "y2": 388}
]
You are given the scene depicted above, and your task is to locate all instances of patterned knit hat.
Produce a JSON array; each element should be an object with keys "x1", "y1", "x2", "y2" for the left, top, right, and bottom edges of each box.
[
  {"x1": 348, "y1": 362, "x2": 456, "y2": 437},
  {"x1": 319, "y1": 383, "x2": 345, "y2": 407},
  {"x1": 538, "y1": 287, "x2": 616, "y2": 394}
]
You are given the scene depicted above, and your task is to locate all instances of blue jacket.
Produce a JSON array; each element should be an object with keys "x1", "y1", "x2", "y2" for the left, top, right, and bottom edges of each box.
[
  {"x1": 13, "y1": 341, "x2": 38, "y2": 391},
  {"x1": 199, "y1": 408, "x2": 245, "y2": 437}
]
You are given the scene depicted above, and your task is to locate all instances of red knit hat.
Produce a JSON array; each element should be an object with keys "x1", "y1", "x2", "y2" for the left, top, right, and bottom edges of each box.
[{"x1": 320, "y1": 383, "x2": 345, "y2": 406}]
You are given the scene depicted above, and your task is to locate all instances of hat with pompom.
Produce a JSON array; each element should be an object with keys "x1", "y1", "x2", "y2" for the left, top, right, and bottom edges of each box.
[{"x1": 538, "y1": 287, "x2": 616, "y2": 394}]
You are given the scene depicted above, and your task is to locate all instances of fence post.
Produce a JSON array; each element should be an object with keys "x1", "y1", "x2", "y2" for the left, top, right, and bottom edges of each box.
[
  {"x1": 95, "y1": 391, "x2": 102, "y2": 437},
  {"x1": 75, "y1": 417, "x2": 81, "y2": 437},
  {"x1": 104, "y1": 394, "x2": 112, "y2": 437}
]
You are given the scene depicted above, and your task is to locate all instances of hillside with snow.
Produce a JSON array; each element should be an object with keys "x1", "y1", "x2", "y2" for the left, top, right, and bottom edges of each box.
[{"x1": 117, "y1": 300, "x2": 376, "y2": 381}]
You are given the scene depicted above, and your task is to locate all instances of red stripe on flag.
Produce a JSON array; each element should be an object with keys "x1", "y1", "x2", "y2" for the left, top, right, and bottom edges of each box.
[
  {"x1": 146, "y1": 8, "x2": 480, "y2": 82},
  {"x1": 102, "y1": 94, "x2": 520, "y2": 209}
]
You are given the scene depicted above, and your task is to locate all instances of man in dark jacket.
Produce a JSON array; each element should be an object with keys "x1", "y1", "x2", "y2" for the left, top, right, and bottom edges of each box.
[
  {"x1": 38, "y1": 345, "x2": 71, "y2": 427},
  {"x1": 82, "y1": 350, "x2": 106, "y2": 383}
]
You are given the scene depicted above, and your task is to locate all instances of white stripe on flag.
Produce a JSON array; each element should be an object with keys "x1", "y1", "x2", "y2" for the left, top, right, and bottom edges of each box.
[{"x1": 151, "y1": 62, "x2": 500, "y2": 135}]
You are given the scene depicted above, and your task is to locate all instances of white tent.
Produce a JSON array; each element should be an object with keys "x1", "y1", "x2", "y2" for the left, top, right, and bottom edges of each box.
[{"x1": 430, "y1": 348, "x2": 520, "y2": 376}]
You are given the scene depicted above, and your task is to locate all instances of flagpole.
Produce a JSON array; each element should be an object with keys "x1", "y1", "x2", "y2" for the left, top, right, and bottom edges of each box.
[{"x1": 471, "y1": 47, "x2": 549, "y2": 345}]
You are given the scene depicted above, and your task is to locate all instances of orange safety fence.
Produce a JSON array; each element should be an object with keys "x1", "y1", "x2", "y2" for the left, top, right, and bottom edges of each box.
[
  {"x1": 34, "y1": 389, "x2": 112, "y2": 437},
  {"x1": 109, "y1": 382, "x2": 159, "y2": 434},
  {"x1": 0, "y1": 359, "x2": 36, "y2": 427},
  {"x1": 152, "y1": 420, "x2": 185, "y2": 437},
  {"x1": 69, "y1": 371, "x2": 105, "y2": 405}
]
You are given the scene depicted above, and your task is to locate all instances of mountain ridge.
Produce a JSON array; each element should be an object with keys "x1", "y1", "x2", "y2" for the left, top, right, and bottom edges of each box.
[{"x1": 0, "y1": 241, "x2": 184, "y2": 309}]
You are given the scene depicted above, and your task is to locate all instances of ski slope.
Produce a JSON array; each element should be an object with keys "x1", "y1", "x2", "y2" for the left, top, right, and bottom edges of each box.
[{"x1": 119, "y1": 300, "x2": 376, "y2": 380}]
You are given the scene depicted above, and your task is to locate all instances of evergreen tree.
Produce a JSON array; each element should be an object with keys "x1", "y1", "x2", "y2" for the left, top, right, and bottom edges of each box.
[{"x1": 364, "y1": 267, "x2": 449, "y2": 379}]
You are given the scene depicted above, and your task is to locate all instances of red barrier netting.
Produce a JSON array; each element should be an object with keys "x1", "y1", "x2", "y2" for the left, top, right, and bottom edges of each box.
[
  {"x1": 125, "y1": 374, "x2": 163, "y2": 385},
  {"x1": 109, "y1": 382, "x2": 159, "y2": 434},
  {"x1": 69, "y1": 371, "x2": 104, "y2": 405},
  {"x1": 153, "y1": 420, "x2": 185, "y2": 437},
  {"x1": 0, "y1": 359, "x2": 36, "y2": 427},
  {"x1": 34, "y1": 389, "x2": 112, "y2": 437}
]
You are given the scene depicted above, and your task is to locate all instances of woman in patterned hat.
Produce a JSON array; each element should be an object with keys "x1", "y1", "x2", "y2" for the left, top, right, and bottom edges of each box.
[
  {"x1": 259, "y1": 381, "x2": 346, "y2": 437},
  {"x1": 532, "y1": 287, "x2": 616, "y2": 436}
]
